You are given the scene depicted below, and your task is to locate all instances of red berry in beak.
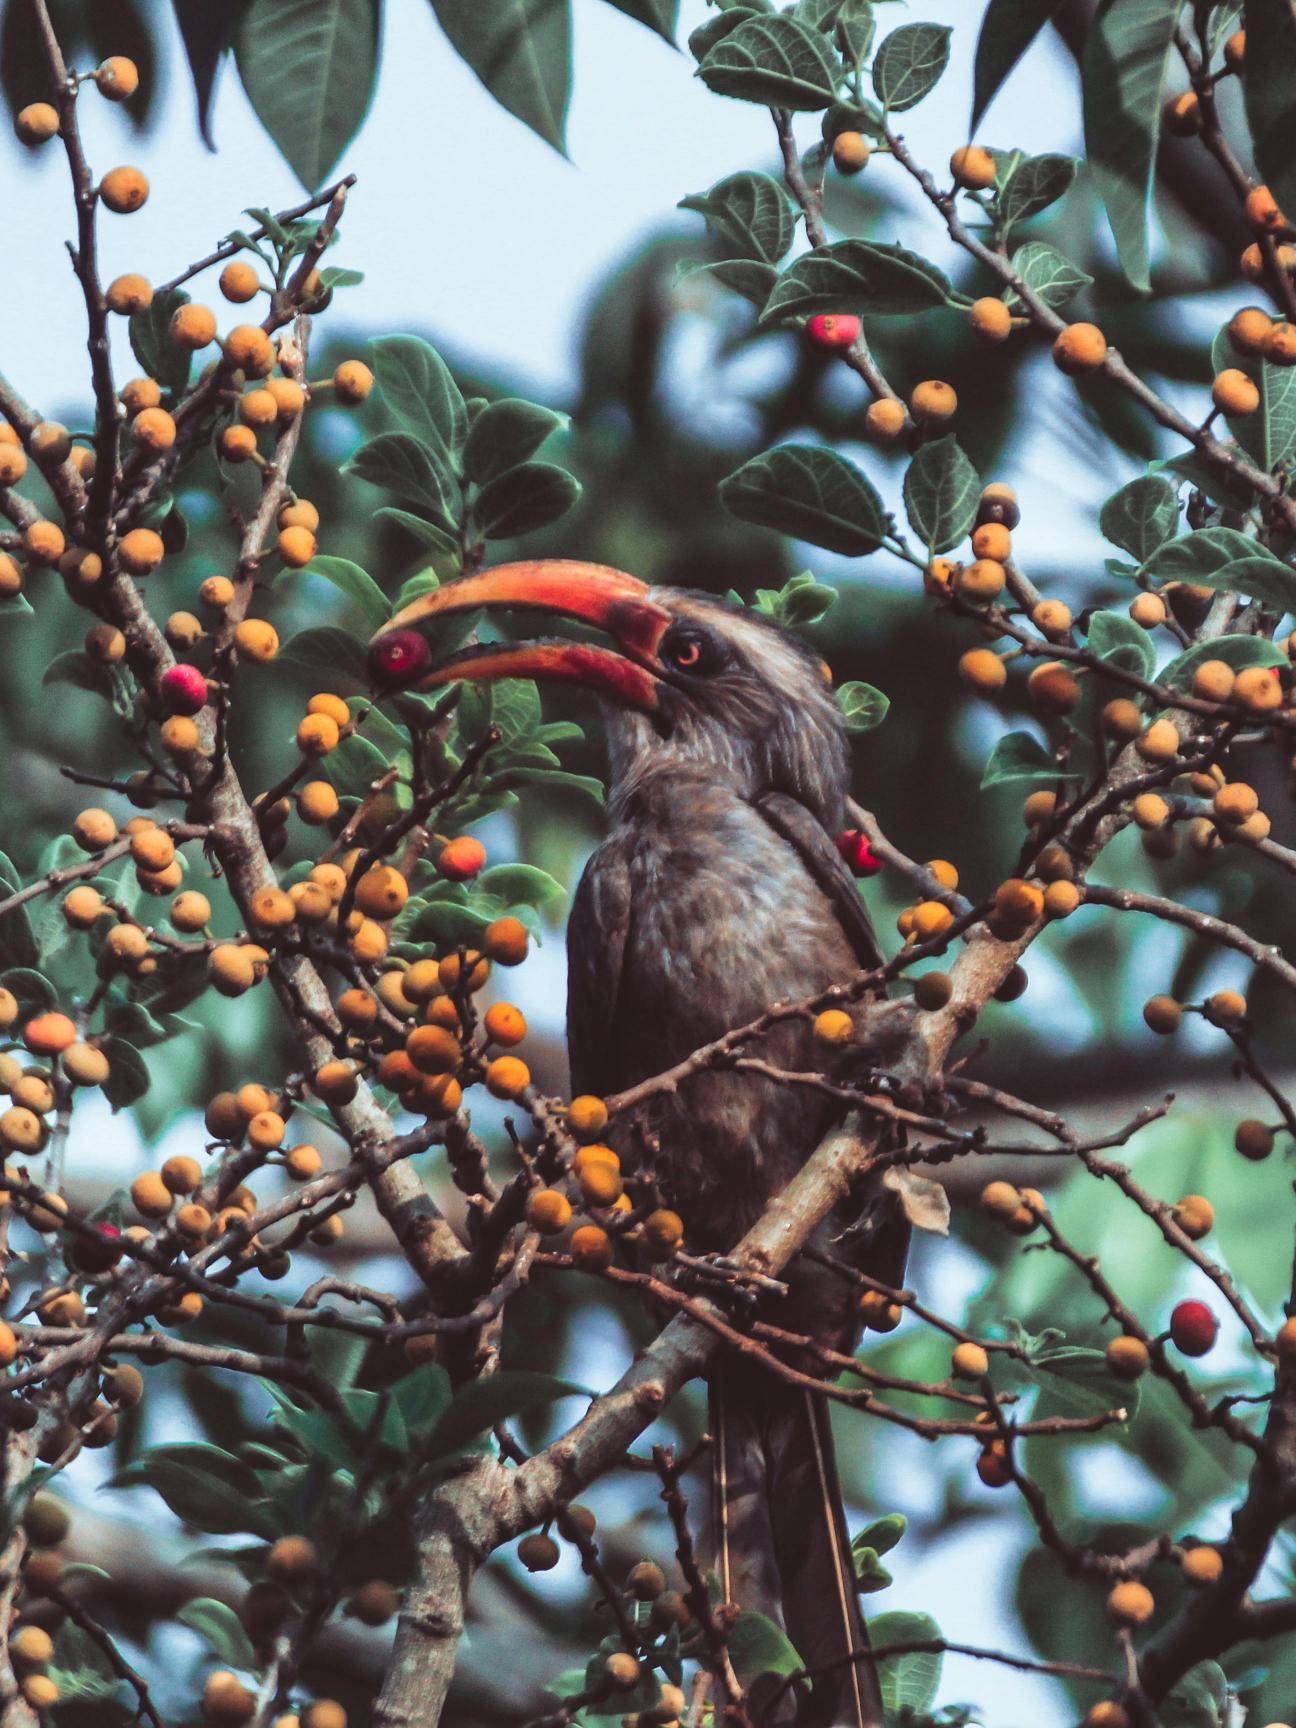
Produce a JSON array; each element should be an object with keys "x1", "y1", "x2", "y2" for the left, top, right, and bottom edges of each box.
[
  {"x1": 368, "y1": 629, "x2": 432, "y2": 691},
  {"x1": 835, "y1": 829, "x2": 883, "y2": 877},
  {"x1": 1169, "y1": 1299, "x2": 1218, "y2": 1357},
  {"x1": 161, "y1": 664, "x2": 208, "y2": 716}
]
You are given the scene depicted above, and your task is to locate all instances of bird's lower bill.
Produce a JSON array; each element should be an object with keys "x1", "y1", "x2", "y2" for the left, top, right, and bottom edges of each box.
[{"x1": 367, "y1": 560, "x2": 671, "y2": 710}]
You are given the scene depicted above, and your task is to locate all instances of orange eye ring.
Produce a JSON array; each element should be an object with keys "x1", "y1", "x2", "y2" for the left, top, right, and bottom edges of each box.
[{"x1": 672, "y1": 639, "x2": 702, "y2": 667}]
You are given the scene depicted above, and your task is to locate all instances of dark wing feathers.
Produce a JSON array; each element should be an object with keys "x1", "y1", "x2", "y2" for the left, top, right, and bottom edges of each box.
[
  {"x1": 754, "y1": 792, "x2": 885, "y2": 971},
  {"x1": 566, "y1": 847, "x2": 632, "y2": 1097}
]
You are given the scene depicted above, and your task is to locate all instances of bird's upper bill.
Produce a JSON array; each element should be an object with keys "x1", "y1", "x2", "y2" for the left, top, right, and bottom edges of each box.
[{"x1": 367, "y1": 560, "x2": 673, "y2": 710}]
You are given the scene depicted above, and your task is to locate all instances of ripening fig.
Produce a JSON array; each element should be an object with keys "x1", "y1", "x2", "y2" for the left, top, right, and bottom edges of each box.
[
  {"x1": 949, "y1": 145, "x2": 995, "y2": 189},
  {"x1": 1106, "y1": 1580, "x2": 1154, "y2": 1626},
  {"x1": 865, "y1": 398, "x2": 906, "y2": 441},
  {"x1": 369, "y1": 628, "x2": 432, "y2": 689},
  {"x1": 806, "y1": 314, "x2": 860, "y2": 350},
  {"x1": 1052, "y1": 322, "x2": 1108, "y2": 374},
  {"x1": 1169, "y1": 1299, "x2": 1218, "y2": 1357}
]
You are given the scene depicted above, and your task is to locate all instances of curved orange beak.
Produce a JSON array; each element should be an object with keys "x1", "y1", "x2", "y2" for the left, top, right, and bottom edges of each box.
[{"x1": 368, "y1": 560, "x2": 673, "y2": 710}]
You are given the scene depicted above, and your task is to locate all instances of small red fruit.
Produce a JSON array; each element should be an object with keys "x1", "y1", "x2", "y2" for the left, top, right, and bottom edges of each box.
[
  {"x1": 1169, "y1": 1300, "x2": 1218, "y2": 1357},
  {"x1": 368, "y1": 630, "x2": 432, "y2": 690},
  {"x1": 438, "y1": 837, "x2": 487, "y2": 881},
  {"x1": 835, "y1": 830, "x2": 884, "y2": 877},
  {"x1": 160, "y1": 664, "x2": 208, "y2": 716},
  {"x1": 806, "y1": 314, "x2": 861, "y2": 351},
  {"x1": 69, "y1": 1222, "x2": 124, "y2": 1273}
]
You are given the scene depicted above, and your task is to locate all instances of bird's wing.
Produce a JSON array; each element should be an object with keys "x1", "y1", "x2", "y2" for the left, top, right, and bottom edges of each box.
[
  {"x1": 566, "y1": 844, "x2": 633, "y2": 1097},
  {"x1": 755, "y1": 791, "x2": 885, "y2": 972}
]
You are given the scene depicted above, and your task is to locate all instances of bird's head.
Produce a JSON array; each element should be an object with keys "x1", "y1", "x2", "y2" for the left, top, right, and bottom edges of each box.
[{"x1": 368, "y1": 560, "x2": 850, "y2": 827}]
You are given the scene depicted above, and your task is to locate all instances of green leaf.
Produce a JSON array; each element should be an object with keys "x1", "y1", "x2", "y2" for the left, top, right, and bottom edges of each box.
[
  {"x1": 1159, "y1": 633, "x2": 1286, "y2": 694},
  {"x1": 688, "y1": 10, "x2": 759, "y2": 63},
  {"x1": 972, "y1": 0, "x2": 1065, "y2": 129},
  {"x1": 981, "y1": 731, "x2": 1074, "y2": 789},
  {"x1": 836, "y1": 680, "x2": 889, "y2": 733},
  {"x1": 902, "y1": 434, "x2": 980, "y2": 552},
  {"x1": 854, "y1": 1511, "x2": 907, "y2": 1556},
  {"x1": 835, "y1": 2, "x2": 876, "y2": 70},
  {"x1": 280, "y1": 626, "x2": 370, "y2": 687},
  {"x1": 754, "y1": 570, "x2": 838, "y2": 627},
  {"x1": 427, "y1": 1371, "x2": 582, "y2": 1457},
  {"x1": 98, "y1": 1039, "x2": 150, "y2": 1112},
  {"x1": 697, "y1": 13, "x2": 840, "y2": 109},
  {"x1": 868, "y1": 1610, "x2": 943, "y2": 1717},
  {"x1": 851, "y1": 1546, "x2": 893, "y2": 1592},
  {"x1": 343, "y1": 432, "x2": 461, "y2": 530},
  {"x1": 679, "y1": 171, "x2": 798, "y2": 265},
  {"x1": 1085, "y1": 610, "x2": 1155, "y2": 681},
  {"x1": 727, "y1": 1610, "x2": 803, "y2": 1684},
  {"x1": 0, "y1": 853, "x2": 35, "y2": 973},
  {"x1": 233, "y1": 0, "x2": 378, "y2": 189},
  {"x1": 430, "y1": 0, "x2": 571, "y2": 151},
  {"x1": 394, "y1": 568, "x2": 442, "y2": 611},
  {"x1": 1081, "y1": 0, "x2": 1179, "y2": 292},
  {"x1": 997, "y1": 152, "x2": 1076, "y2": 230},
  {"x1": 1164, "y1": 1660, "x2": 1230, "y2": 1728},
  {"x1": 1008, "y1": 240, "x2": 1092, "y2": 310},
  {"x1": 370, "y1": 335, "x2": 468, "y2": 462},
  {"x1": 377, "y1": 507, "x2": 461, "y2": 559},
  {"x1": 177, "y1": 1598, "x2": 257, "y2": 1670},
  {"x1": 285, "y1": 556, "x2": 390, "y2": 633},
  {"x1": 476, "y1": 863, "x2": 566, "y2": 909},
  {"x1": 719, "y1": 444, "x2": 886, "y2": 556},
  {"x1": 601, "y1": 0, "x2": 678, "y2": 42},
  {"x1": 128, "y1": 288, "x2": 192, "y2": 397},
  {"x1": 322, "y1": 732, "x2": 393, "y2": 799},
  {"x1": 1208, "y1": 323, "x2": 1296, "y2": 472},
  {"x1": 1243, "y1": 0, "x2": 1296, "y2": 236},
  {"x1": 463, "y1": 399, "x2": 565, "y2": 486},
  {"x1": 172, "y1": 0, "x2": 233, "y2": 148},
  {"x1": 109, "y1": 1445, "x2": 268, "y2": 1535},
  {"x1": 872, "y1": 23, "x2": 952, "y2": 111},
  {"x1": 1099, "y1": 475, "x2": 1179, "y2": 560},
  {"x1": 0, "y1": 968, "x2": 55, "y2": 1017},
  {"x1": 760, "y1": 240, "x2": 952, "y2": 326},
  {"x1": 677, "y1": 257, "x2": 780, "y2": 306},
  {"x1": 472, "y1": 462, "x2": 581, "y2": 538},
  {"x1": 1142, "y1": 527, "x2": 1296, "y2": 614}
]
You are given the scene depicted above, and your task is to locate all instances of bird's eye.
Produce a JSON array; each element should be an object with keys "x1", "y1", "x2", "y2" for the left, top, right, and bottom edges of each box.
[{"x1": 662, "y1": 630, "x2": 715, "y2": 674}]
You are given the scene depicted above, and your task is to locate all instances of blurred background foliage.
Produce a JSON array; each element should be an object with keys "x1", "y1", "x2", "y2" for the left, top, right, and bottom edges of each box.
[{"x1": 0, "y1": 2, "x2": 1291, "y2": 1725}]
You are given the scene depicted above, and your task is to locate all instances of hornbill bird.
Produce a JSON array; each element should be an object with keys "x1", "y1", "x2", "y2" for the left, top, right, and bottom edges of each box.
[{"x1": 370, "y1": 562, "x2": 909, "y2": 1727}]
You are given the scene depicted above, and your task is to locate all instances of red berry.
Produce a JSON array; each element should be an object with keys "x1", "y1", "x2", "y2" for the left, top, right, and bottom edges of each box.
[
  {"x1": 835, "y1": 829, "x2": 884, "y2": 877},
  {"x1": 161, "y1": 663, "x2": 209, "y2": 716},
  {"x1": 70, "y1": 1222, "x2": 124, "y2": 1273},
  {"x1": 368, "y1": 629, "x2": 432, "y2": 690},
  {"x1": 1169, "y1": 1300, "x2": 1218, "y2": 1357},
  {"x1": 438, "y1": 836, "x2": 487, "y2": 881},
  {"x1": 806, "y1": 314, "x2": 862, "y2": 351}
]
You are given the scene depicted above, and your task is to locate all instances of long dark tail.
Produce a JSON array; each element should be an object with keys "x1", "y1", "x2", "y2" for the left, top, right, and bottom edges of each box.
[{"x1": 710, "y1": 1356, "x2": 883, "y2": 1728}]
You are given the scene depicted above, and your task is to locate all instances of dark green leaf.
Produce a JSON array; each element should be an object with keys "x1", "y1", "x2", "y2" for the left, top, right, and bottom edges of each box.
[
  {"x1": 601, "y1": 0, "x2": 678, "y2": 42},
  {"x1": 1243, "y1": 0, "x2": 1296, "y2": 235},
  {"x1": 0, "y1": 853, "x2": 36, "y2": 972},
  {"x1": 0, "y1": 968, "x2": 55, "y2": 1017},
  {"x1": 394, "y1": 569, "x2": 442, "y2": 611},
  {"x1": 750, "y1": 570, "x2": 839, "y2": 626},
  {"x1": 343, "y1": 432, "x2": 462, "y2": 530},
  {"x1": 981, "y1": 731, "x2": 1074, "y2": 789},
  {"x1": 697, "y1": 13, "x2": 840, "y2": 110},
  {"x1": 318, "y1": 265, "x2": 364, "y2": 290},
  {"x1": 1081, "y1": 0, "x2": 1179, "y2": 292},
  {"x1": 177, "y1": 1598, "x2": 257, "y2": 1669},
  {"x1": 476, "y1": 863, "x2": 566, "y2": 908},
  {"x1": 1142, "y1": 527, "x2": 1296, "y2": 613},
  {"x1": 472, "y1": 462, "x2": 581, "y2": 538},
  {"x1": 1008, "y1": 240, "x2": 1092, "y2": 310},
  {"x1": 370, "y1": 335, "x2": 468, "y2": 462},
  {"x1": 1164, "y1": 1661, "x2": 1230, "y2": 1728},
  {"x1": 972, "y1": 0, "x2": 1065, "y2": 129},
  {"x1": 233, "y1": 0, "x2": 378, "y2": 189},
  {"x1": 284, "y1": 556, "x2": 390, "y2": 632},
  {"x1": 1159, "y1": 633, "x2": 1286, "y2": 693},
  {"x1": 873, "y1": 23, "x2": 952, "y2": 111},
  {"x1": 1099, "y1": 475, "x2": 1179, "y2": 560},
  {"x1": 1086, "y1": 610, "x2": 1156, "y2": 681},
  {"x1": 109, "y1": 1445, "x2": 267, "y2": 1535},
  {"x1": 837, "y1": 680, "x2": 889, "y2": 732},
  {"x1": 464, "y1": 399, "x2": 565, "y2": 485},
  {"x1": 1159, "y1": 450, "x2": 1256, "y2": 511},
  {"x1": 821, "y1": 97, "x2": 887, "y2": 143},
  {"x1": 760, "y1": 239, "x2": 952, "y2": 325},
  {"x1": 679, "y1": 171, "x2": 798, "y2": 265},
  {"x1": 430, "y1": 0, "x2": 571, "y2": 151},
  {"x1": 427, "y1": 1371, "x2": 582, "y2": 1457},
  {"x1": 280, "y1": 626, "x2": 370, "y2": 687},
  {"x1": 727, "y1": 1611, "x2": 803, "y2": 1683},
  {"x1": 98, "y1": 1039, "x2": 150, "y2": 1112},
  {"x1": 868, "y1": 1610, "x2": 943, "y2": 1716},
  {"x1": 851, "y1": 1545, "x2": 893, "y2": 1591},
  {"x1": 377, "y1": 507, "x2": 461, "y2": 559},
  {"x1": 719, "y1": 444, "x2": 886, "y2": 556},
  {"x1": 688, "y1": 9, "x2": 758, "y2": 62},
  {"x1": 835, "y1": 2, "x2": 876, "y2": 71},
  {"x1": 129, "y1": 288, "x2": 192, "y2": 397},
  {"x1": 678, "y1": 258, "x2": 780, "y2": 305},
  {"x1": 390, "y1": 1363, "x2": 454, "y2": 1437},
  {"x1": 172, "y1": 1, "x2": 234, "y2": 149},
  {"x1": 1208, "y1": 323, "x2": 1296, "y2": 473},
  {"x1": 322, "y1": 731, "x2": 393, "y2": 798},
  {"x1": 903, "y1": 435, "x2": 980, "y2": 552},
  {"x1": 997, "y1": 152, "x2": 1076, "y2": 230}
]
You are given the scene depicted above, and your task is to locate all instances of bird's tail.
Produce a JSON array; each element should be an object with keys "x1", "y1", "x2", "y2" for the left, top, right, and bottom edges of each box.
[{"x1": 709, "y1": 1355, "x2": 883, "y2": 1728}]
